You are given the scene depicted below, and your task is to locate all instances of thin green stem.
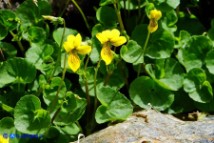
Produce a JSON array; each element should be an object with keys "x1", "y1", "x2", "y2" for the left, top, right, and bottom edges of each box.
[
  {"x1": 71, "y1": 0, "x2": 90, "y2": 32},
  {"x1": 94, "y1": 59, "x2": 101, "y2": 110},
  {"x1": 9, "y1": 31, "x2": 25, "y2": 53},
  {"x1": 50, "y1": 53, "x2": 67, "y2": 123},
  {"x1": 137, "y1": 31, "x2": 151, "y2": 77},
  {"x1": 49, "y1": 20, "x2": 66, "y2": 81},
  {"x1": 113, "y1": 0, "x2": 128, "y2": 38},
  {"x1": 83, "y1": 56, "x2": 91, "y2": 125}
]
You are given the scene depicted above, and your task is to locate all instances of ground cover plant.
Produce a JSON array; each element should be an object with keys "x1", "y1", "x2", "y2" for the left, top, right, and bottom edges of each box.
[{"x1": 0, "y1": 0, "x2": 214, "y2": 142}]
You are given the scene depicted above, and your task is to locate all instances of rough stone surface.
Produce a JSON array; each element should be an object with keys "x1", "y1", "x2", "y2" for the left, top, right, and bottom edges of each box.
[{"x1": 72, "y1": 110, "x2": 214, "y2": 143}]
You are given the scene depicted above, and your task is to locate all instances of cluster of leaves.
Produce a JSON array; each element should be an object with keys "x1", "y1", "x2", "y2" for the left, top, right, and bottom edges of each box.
[{"x1": 0, "y1": 0, "x2": 214, "y2": 142}]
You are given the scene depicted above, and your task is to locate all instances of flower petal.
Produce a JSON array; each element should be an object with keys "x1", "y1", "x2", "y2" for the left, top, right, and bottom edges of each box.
[
  {"x1": 74, "y1": 33, "x2": 82, "y2": 48},
  {"x1": 68, "y1": 52, "x2": 81, "y2": 72},
  {"x1": 149, "y1": 9, "x2": 162, "y2": 20},
  {"x1": 101, "y1": 44, "x2": 113, "y2": 65},
  {"x1": 63, "y1": 35, "x2": 75, "y2": 52},
  {"x1": 109, "y1": 29, "x2": 120, "y2": 40},
  {"x1": 111, "y1": 36, "x2": 127, "y2": 47},
  {"x1": 77, "y1": 45, "x2": 92, "y2": 55},
  {"x1": 148, "y1": 20, "x2": 158, "y2": 33},
  {"x1": 96, "y1": 32, "x2": 109, "y2": 44}
]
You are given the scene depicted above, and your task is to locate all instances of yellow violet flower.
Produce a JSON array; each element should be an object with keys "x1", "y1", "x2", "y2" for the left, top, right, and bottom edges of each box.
[
  {"x1": 63, "y1": 33, "x2": 92, "y2": 72},
  {"x1": 0, "y1": 134, "x2": 9, "y2": 143},
  {"x1": 148, "y1": 9, "x2": 162, "y2": 33},
  {"x1": 96, "y1": 29, "x2": 127, "y2": 65}
]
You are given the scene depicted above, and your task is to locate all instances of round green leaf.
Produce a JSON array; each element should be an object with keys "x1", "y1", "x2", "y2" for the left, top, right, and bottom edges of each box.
[
  {"x1": 183, "y1": 68, "x2": 213, "y2": 103},
  {"x1": 0, "y1": 23, "x2": 8, "y2": 40},
  {"x1": 166, "y1": 0, "x2": 180, "y2": 9},
  {"x1": 0, "y1": 10, "x2": 18, "y2": 31},
  {"x1": 53, "y1": 27, "x2": 77, "y2": 46},
  {"x1": 0, "y1": 57, "x2": 36, "y2": 88},
  {"x1": 0, "y1": 117, "x2": 15, "y2": 134},
  {"x1": 14, "y1": 95, "x2": 51, "y2": 134},
  {"x1": 205, "y1": 49, "x2": 214, "y2": 75},
  {"x1": 0, "y1": 42, "x2": 17, "y2": 60},
  {"x1": 95, "y1": 86, "x2": 133, "y2": 124},
  {"x1": 129, "y1": 76, "x2": 174, "y2": 111},
  {"x1": 96, "y1": 6, "x2": 117, "y2": 27},
  {"x1": 25, "y1": 26, "x2": 46, "y2": 43},
  {"x1": 54, "y1": 92, "x2": 87, "y2": 125},
  {"x1": 131, "y1": 24, "x2": 174, "y2": 59},
  {"x1": 26, "y1": 44, "x2": 54, "y2": 71},
  {"x1": 43, "y1": 77, "x2": 66, "y2": 105},
  {"x1": 120, "y1": 40, "x2": 144, "y2": 64},
  {"x1": 177, "y1": 35, "x2": 213, "y2": 71},
  {"x1": 145, "y1": 58, "x2": 185, "y2": 91}
]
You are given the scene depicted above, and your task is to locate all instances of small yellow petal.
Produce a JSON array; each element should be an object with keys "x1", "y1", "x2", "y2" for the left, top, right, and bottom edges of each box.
[
  {"x1": 101, "y1": 44, "x2": 113, "y2": 65},
  {"x1": 148, "y1": 20, "x2": 158, "y2": 33},
  {"x1": 77, "y1": 45, "x2": 92, "y2": 55},
  {"x1": 111, "y1": 36, "x2": 127, "y2": 47},
  {"x1": 0, "y1": 135, "x2": 9, "y2": 143},
  {"x1": 149, "y1": 9, "x2": 162, "y2": 21},
  {"x1": 96, "y1": 31, "x2": 109, "y2": 44},
  {"x1": 109, "y1": 29, "x2": 120, "y2": 40},
  {"x1": 63, "y1": 35, "x2": 75, "y2": 52},
  {"x1": 74, "y1": 33, "x2": 82, "y2": 48},
  {"x1": 68, "y1": 52, "x2": 80, "y2": 72}
]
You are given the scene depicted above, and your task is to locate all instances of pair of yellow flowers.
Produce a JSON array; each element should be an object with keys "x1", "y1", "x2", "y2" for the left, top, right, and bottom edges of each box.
[{"x1": 63, "y1": 9, "x2": 162, "y2": 72}]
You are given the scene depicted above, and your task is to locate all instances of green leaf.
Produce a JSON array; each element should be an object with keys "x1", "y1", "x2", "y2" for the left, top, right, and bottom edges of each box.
[
  {"x1": 129, "y1": 76, "x2": 174, "y2": 111},
  {"x1": 96, "y1": 6, "x2": 117, "y2": 27},
  {"x1": 95, "y1": 86, "x2": 133, "y2": 124},
  {"x1": 23, "y1": 26, "x2": 46, "y2": 43},
  {"x1": 166, "y1": 0, "x2": 180, "y2": 9},
  {"x1": 54, "y1": 92, "x2": 87, "y2": 125},
  {"x1": 0, "y1": 117, "x2": 15, "y2": 134},
  {"x1": 16, "y1": 0, "x2": 51, "y2": 26},
  {"x1": 53, "y1": 27, "x2": 77, "y2": 47},
  {"x1": 26, "y1": 44, "x2": 54, "y2": 71},
  {"x1": 120, "y1": 0, "x2": 147, "y2": 10},
  {"x1": 205, "y1": 49, "x2": 214, "y2": 75},
  {"x1": 132, "y1": 24, "x2": 174, "y2": 59},
  {"x1": 177, "y1": 35, "x2": 213, "y2": 71},
  {"x1": 0, "y1": 42, "x2": 17, "y2": 60},
  {"x1": 0, "y1": 10, "x2": 18, "y2": 31},
  {"x1": 120, "y1": 40, "x2": 144, "y2": 64},
  {"x1": 43, "y1": 77, "x2": 67, "y2": 105},
  {"x1": 145, "y1": 58, "x2": 185, "y2": 91},
  {"x1": 0, "y1": 58, "x2": 36, "y2": 88},
  {"x1": 183, "y1": 68, "x2": 213, "y2": 103},
  {"x1": 0, "y1": 23, "x2": 8, "y2": 40},
  {"x1": 14, "y1": 95, "x2": 51, "y2": 134}
]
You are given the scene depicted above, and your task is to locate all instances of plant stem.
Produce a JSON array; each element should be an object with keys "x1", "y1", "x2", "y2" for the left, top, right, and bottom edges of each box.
[
  {"x1": 83, "y1": 56, "x2": 91, "y2": 125},
  {"x1": 50, "y1": 53, "x2": 67, "y2": 123},
  {"x1": 9, "y1": 31, "x2": 25, "y2": 53},
  {"x1": 50, "y1": 19, "x2": 66, "y2": 81},
  {"x1": 93, "y1": 59, "x2": 101, "y2": 110},
  {"x1": 71, "y1": 0, "x2": 90, "y2": 32},
  {"x1": 113, "y1": 0, "x2": 128, "y2": 38},
  {"x1": 137, "y1": 31, "x2": 150, "y2": 77}
]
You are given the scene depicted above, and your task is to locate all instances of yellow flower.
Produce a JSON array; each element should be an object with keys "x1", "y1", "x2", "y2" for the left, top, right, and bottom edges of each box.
[
  {"x1": 63, "y1": 33, "x2": 92, "y2": 72},
  {"x1": 148, "y1": 9, "x2": 162, "y2": 33},
  {"x1": 0, "y1": 134, "x2": 9, "y2": 143},
  {"x1": 96, "y1": 29, "x2": 127, "y2": 65}
]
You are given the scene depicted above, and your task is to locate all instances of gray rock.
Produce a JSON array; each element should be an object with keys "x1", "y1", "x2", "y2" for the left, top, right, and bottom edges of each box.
[{"x1": 72, "y1": 110, "x2": 214, "y2": 143}]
